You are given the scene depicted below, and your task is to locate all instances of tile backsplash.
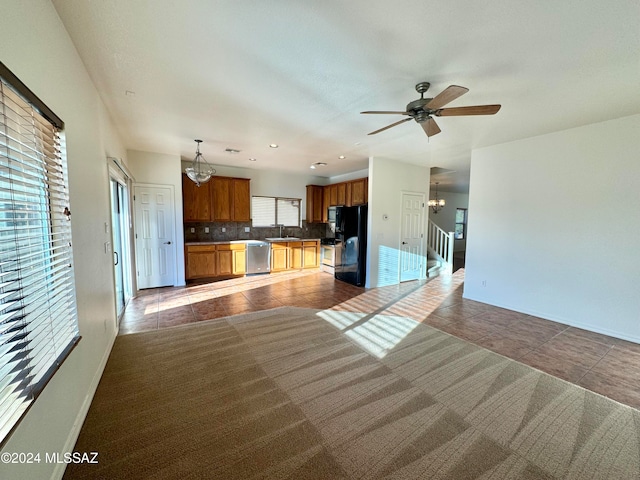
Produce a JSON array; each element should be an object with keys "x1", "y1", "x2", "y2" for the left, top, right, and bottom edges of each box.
[{"x1": 184, "y1": 221, "x2": 331, "y2": 243}]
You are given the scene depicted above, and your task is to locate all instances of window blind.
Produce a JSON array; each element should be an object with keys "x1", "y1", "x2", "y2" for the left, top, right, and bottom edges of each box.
[
  {"x1": 251, "y1": 196, "x2": 301, "y2": 227},
  {"x1": 276, "y1": 198, "x2": 300, "y2": 227},
  {"x1": 251, "y1": 196, "x2": 276, "y2": 227},
  {"x1": 0, "y1": 70, "x2": 80, "y2": 445}
]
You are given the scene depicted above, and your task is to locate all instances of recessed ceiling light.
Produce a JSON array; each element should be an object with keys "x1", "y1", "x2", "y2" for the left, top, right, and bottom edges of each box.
[
  {"x1": 248, "y1": 158, "x2": 257, "y2": 162},
  {"x1": 338, "y1": 155, "x2": 346, "y2": 159},
  {"x1": 310, "y1": 165, "x2": 316, "y2": 169},
  {"x1": 269, "y1": 143, "x2": 278, "y2": 148}
]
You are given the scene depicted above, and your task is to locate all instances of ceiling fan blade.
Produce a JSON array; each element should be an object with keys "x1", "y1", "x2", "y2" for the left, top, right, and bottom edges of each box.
[
  {"x1": 425, "y1": 85, "x2": 469, "y2": 109},
  {"x1": 421, "y1": 117, "x2": 441, "y2": 137},
  {"x1": 367, "y1": 117, "x2": 412, "y2": 135},
  {"x1": 436, "y1": 105, "x2": 502, "y2": 116},
  {"x1": 361, "y1": 111, "x2": 410, "y2": 115}
]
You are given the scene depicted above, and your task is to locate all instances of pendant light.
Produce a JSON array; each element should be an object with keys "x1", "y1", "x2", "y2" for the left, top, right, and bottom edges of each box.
[
  {"x1": 428, "y1": 182, "x2": 445, "y2": 214},
  {"x1": 185, "y1": 139, "x2": 215, "y2": 186}
]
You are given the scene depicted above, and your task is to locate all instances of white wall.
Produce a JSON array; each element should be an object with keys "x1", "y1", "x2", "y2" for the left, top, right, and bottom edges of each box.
[
  {"x1": 180, "y1": 161, "x2": 328, "y2": 221},
  {"x1": 0, "y1": 2, "x2": 126, "y2": 479},
  {"x1": 130, "y1": 150, "x2": 186, "y2": 286},
  {"x1": 428, "y1": 191, "x2": 470, "y2": 252},
  {"x1": 465, "y1": 114, "x2": 640, "y2": 342},
  {"x1": 367, "y1": 157, "x2": 430, "y2": 288}
]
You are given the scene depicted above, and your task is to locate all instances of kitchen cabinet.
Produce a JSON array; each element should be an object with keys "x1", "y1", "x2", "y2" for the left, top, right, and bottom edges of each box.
[
  {"x1": 289, "y1": 241, "x2": 303, "y2": 269},
  {"x1": 306, "y1": 178, "x2": 367, "y2": 223},
  {"x1": 303, "y1": 241, "x2": 319, "y2": 268},
  {"x1": 216, "y1": 243, "x2": 246, "y2": 275},
  {"x1": 232, "y1": 178, "x2": 251, "y2": 221},
  {"x1": 270, "y1": 242, "x2": 289, "y2": 272},
  {"x1": 306, "y1": 185, "x2": 324, "y2": 224},
  {"x1": 211, "y1": 177, "x2": 232, "y2": 221},
  {"x1": 329, "y1": 185, "x2": 338, "y2": 206},
  {"x1": 185, "y1": 243, "x2": 246, "y2": 280},
  {"x1": 350, "y1": 178, "x2": 367, "y2": 206},
  {"x1": 269, "y1": 240, "x2": 319, "y2": 271},
  {"x1": 183, "y1": 174, "x2": 250, "y2": 222},
  {"x1": 185, "y1": 245, "x2": 216, "y2": 279},
  {"x1": 322, "y1": 187, "x2": 330, "y2": 223},
  {"x1": 336, "y1": 183, "x2": 346, "y2": 206},
  {"x1": 182, "y1": 174, "x2": 211, "y2": 222}
]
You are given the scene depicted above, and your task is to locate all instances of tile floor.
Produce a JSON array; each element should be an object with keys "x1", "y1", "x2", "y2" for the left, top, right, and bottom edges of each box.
[{"x1": 120, "y1": 269, "x2": 640, "y2": 410}]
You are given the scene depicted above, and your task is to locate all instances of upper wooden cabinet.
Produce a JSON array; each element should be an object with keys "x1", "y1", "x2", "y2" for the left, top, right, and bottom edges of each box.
[
  {"x1": 182, "y1": 174, "x2": 211, "y2": 222},
  {"x1": 336, "y1": 183, "x2": 346, "y2": 206},
  {"x1": 232, "y1": 178, "x2": 251, "y2": 222},
  {"x1": 211, "y1": 176, "x2": 232, "y2": 221},
  {"x1": 306, "y1": 185, "x2": 324, "y2": 224},
  {"x1": 183, "y1": 174, "x2": 250, "y2": 222},
  {"x1": 306, "y1": 178, "x2": 368, "y2": 223},
  {"x1": 350, "y1": 178, "x2": 367, "y2": 206}
]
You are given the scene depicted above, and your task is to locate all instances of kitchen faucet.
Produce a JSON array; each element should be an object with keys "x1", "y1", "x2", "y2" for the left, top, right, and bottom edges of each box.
[{"x1": 278, "y1": 224, "x2": 284, "y2": 237}]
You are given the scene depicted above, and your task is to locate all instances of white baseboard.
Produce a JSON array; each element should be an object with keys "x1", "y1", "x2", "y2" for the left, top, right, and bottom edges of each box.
[{"x1": 51, "y1": 331, "x2": 117, "y2": 480}]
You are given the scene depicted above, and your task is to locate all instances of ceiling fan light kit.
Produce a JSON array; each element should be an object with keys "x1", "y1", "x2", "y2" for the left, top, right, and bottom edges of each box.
[
  {"x1": 362, "y1": 82, "x2": 501, "y2": 138},
  {"x1": 185, "y1": 139, "x2": 215, "y2": 186}
]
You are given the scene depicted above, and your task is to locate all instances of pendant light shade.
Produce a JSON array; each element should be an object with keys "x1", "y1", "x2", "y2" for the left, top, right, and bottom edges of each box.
[
  {"x1": 428, "y1": 182, "x2": 446, "y2": 214},
  {"x1": 185, "y1": 139, "x2": 215, "y2": 186}
]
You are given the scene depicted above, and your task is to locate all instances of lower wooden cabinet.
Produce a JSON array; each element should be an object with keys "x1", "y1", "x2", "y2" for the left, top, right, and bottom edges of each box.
[
  {"x1": 303, "y1": 241, "x2": 319, "y2": 268},
  {"x1": 186, "y1": 245, "x2": 216, "y2": 279},
  {"x1": 289, "y1": 242, "x2": 303, "y2": 269},
  {"x1": 270, "y1": 240, "x2": 319, "y2": 272},
  {"x1": 186, "y1": 240, "x2": 319, "y2": 281},
  {"x1": 185, "y1": 243, "x2": 246, "y2": 280},
  {"x1": 270, "y1": 242, "x2": 289, "y2": 272}
]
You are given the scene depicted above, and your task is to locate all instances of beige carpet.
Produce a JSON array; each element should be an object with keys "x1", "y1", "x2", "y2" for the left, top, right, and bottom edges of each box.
[{"x1": 65, "y1": 307, "x2": 640, "y2": 479}]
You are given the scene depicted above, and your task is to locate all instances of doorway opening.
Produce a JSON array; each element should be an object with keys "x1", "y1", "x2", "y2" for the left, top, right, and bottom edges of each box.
[{"x1": 109, "y1": 165, "x2": 133, "y2": 321}]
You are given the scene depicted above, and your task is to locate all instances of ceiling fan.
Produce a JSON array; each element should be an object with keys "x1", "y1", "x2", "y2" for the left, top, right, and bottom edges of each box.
[{"x1": 361, "y1": 82, "x2": 501, "y2": 138}]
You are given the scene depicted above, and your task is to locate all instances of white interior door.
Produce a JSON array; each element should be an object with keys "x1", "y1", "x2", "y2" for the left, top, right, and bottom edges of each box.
[
  {"x1": 134, "y1": 185, "x2": 176, "y2": 289},
  {"x1": 400, "y1": 192, "x2": 425, "y2": 282}
]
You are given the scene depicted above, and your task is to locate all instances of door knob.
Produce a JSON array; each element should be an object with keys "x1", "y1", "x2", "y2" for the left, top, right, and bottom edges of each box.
[
  {"x1": 402, "y1": 241, "x2": 408, "y2": 245},
  {"x1": 164, "y1": 241, "x2": 172, "y2": 245}
]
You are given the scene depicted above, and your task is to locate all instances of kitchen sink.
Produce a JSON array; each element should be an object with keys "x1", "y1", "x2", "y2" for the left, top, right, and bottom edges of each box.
[{"x1": 264, "y1": 237, "x2": 301, "y2": 241}]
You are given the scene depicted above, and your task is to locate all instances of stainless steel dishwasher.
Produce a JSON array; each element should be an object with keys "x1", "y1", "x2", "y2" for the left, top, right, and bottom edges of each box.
[{"x1": 245, "y1": 241, "x2": 271, "y2": 274}]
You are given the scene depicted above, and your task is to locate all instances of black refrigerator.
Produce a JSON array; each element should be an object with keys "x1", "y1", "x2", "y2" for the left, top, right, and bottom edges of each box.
[{"x1": 335, "y1": 205, "x2": 367, "y2": 287}]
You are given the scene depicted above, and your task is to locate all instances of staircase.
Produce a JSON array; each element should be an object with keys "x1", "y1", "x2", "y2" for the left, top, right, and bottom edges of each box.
[{"x1": 427, "y1": 219, "x2": 454, "y2": 277}]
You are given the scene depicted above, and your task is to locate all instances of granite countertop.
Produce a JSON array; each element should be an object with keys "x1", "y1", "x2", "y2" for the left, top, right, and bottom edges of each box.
[{"x1": 185, "y1": 238, "x2": 320, "y2": 246}]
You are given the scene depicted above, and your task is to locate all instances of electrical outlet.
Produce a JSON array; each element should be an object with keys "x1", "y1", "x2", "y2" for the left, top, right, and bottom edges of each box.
[
  {"x1": 204, "y1": 227, "x2": 209, "y2": 233},
  {"x1": 244, "y1": 227, "x2": 250, "y2": 232},
  {"x1": 222, "y1": 227, "x2": 226, "y2": 232},
  {"x1": 190, "y1": 227, "x2": 195, "y2": 233}
]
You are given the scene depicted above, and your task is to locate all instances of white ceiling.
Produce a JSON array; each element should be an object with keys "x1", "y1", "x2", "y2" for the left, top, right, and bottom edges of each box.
[{"x1": 52, "y1": 0, "x2": 639, "y2": 192}]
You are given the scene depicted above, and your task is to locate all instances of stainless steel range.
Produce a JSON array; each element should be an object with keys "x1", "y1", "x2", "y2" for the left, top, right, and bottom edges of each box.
[{"x1": 320, "y1": 238, "x2": 339, "y2": 275}]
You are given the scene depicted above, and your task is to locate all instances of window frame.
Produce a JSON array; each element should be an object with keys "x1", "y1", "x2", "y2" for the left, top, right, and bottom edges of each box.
[
  {"x1": 0, "y1": 61, "x2": 80, "y2": 447},
  {"x1": 454, "y1": 208, "x2": 467, "y2": 240},
  {"x1": 251, "y1": 195, "x2": 301, "y2": 227}
]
